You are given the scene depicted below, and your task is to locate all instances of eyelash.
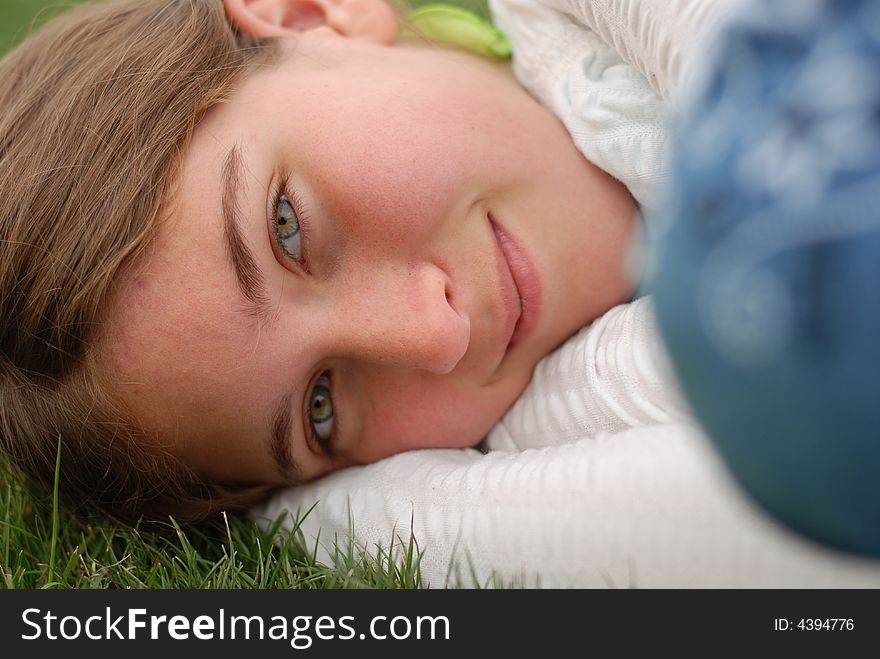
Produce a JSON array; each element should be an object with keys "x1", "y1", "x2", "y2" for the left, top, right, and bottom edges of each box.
[{"x1": 268, "y1": 174, "x2": 312, "y2": 273}]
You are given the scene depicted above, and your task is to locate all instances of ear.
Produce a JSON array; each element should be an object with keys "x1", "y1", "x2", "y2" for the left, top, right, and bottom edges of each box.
[{"x1": 223, "y1": 0, "x2": 398, "y2": 44}]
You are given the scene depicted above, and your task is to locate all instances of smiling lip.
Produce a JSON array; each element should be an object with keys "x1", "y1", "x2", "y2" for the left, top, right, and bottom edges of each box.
[{"x1": 489, "y1": 212, "x2": 541, "y2": 353}]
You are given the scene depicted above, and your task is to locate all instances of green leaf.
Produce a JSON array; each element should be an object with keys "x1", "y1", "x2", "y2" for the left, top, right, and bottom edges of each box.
[{"x1": 403, "y1": 4, "x2": 511, "y2": 58}]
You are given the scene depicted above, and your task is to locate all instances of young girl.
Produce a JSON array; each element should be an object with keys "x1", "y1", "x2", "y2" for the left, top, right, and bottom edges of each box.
[
  {"x1": 5, "y1": 0, "x2": 879, "y2": 587},
  {"x1": 0, "y1": 0, "x2": 641, "y2": 523}
]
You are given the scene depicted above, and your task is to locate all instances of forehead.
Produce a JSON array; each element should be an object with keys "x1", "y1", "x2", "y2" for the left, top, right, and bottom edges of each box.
[
  {"x1": 102, "y1": 126, "x2": 264, "y2": 428},
  {"x1": 101, "y1": 158, "x2": 287, "y2": 485},
  {"x1": 105, "y1": 211, "x2": 251, "y2": 395}
]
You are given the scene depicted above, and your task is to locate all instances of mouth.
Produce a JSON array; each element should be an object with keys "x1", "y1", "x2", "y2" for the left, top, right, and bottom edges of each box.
[{"x1": 489, "y1": 212, "x2": 541, "y2": 354}]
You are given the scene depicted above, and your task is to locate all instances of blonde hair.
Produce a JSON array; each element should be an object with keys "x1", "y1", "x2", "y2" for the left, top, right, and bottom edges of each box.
[{"x1": 0, "y1": 0, "x2": 281, "y2": 522}]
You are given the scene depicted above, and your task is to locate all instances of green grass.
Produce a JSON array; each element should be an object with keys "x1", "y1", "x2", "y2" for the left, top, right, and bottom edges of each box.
[{"x1": 0, "y1": 459, "x2": 428, "y2": 589}]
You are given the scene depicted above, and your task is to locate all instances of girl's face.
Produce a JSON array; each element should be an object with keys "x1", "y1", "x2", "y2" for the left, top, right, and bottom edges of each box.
[{"x1": 105, "y1": 29, "x2": 636, "y2": 486}]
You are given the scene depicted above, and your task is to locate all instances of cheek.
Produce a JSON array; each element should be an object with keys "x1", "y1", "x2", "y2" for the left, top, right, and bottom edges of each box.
[
  {"x1": 354, "y1": 370, "x2": 528, "y2": 462},
  {"x1": 306, "y1": 123, "x2": 465, "y2": 240},
  {"x1": 291, "y1": 77, "x2": 510, "y2": 239},
  {"x1": 363, "y1": 386, "x2": 489, "y2": 458}
]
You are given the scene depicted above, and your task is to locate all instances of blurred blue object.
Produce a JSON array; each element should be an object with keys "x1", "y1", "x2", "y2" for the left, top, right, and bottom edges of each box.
[{"x1": 650, "y1": 0, "x2": 880, "y2": 555}]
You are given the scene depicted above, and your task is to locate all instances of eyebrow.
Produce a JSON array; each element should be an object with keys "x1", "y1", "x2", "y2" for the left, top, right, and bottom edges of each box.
[
  {"x1": 270, "y1": 390, "x2": 302, "y2": 483},
  {"x1": 222, "y1": 144, "x2": 272, "y2": 320},
  {"x1": 221, "y1": 144, "x2": 301, "y2": 481}
]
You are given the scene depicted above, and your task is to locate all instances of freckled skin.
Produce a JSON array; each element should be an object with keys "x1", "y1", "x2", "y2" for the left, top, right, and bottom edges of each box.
[{"x1": 105, "y1": 34, "x2": 636, "y2": 485}]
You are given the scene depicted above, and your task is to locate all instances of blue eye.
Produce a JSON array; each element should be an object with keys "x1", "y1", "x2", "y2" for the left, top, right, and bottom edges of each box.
[
  {"x1": 273, "y1": 194, "x2": 303, "y2": 263},
  {"x1": 308, "y1": 372, "x2": 334, "y2": 456}
]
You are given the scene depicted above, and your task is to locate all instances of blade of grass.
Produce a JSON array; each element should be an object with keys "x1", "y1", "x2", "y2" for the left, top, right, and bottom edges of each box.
[
  {"x1": 2, "y1": 481, "x2": 11, "y2": 570},
  {"x1": 47, "y1": 433, "x2": 62, "y2": 586}
]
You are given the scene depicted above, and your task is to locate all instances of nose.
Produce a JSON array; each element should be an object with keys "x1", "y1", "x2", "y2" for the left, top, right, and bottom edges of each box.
[{"x1": 335, "y1": 260, "x2": 471, "y2": 374}]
